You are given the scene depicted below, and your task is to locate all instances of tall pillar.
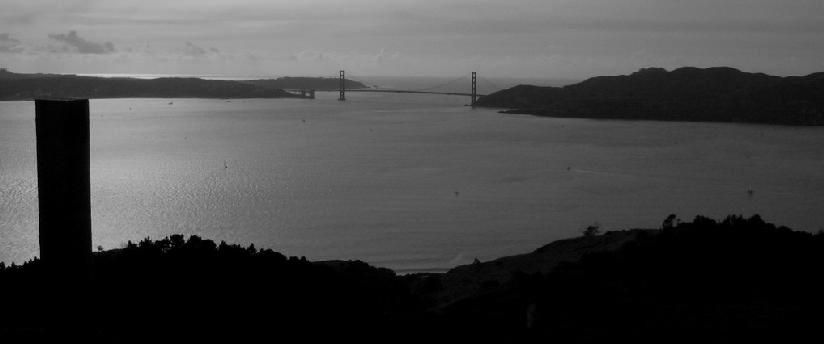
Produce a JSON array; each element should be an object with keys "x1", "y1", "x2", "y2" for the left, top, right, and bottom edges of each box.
[{"x1": 35, "y1": 99, "x2": 92, "y2": 279}]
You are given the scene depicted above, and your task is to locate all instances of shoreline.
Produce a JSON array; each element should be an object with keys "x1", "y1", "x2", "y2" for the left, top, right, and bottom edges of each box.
[{"x1": 497, "y1": 108, "x2": 824, "y2": 127}]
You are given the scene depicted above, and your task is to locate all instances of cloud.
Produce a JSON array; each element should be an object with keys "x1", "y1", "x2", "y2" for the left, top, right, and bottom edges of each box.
[
  {"x1": 47, "y1": 30, "x2": 114, "y2": 54},
  {"x1": 0, "y1": 0, "x2": 821, "y2": 78},
  {"x1": 291, "y1": 49, "x2": 402, "y2": 66},
  {"x1": 182, "y1": 42, "x2": 221, "y2": 57},
  {"x1": 292, "y1": 50, "x2": 325, "y2": 62},
  {"x1": 373, "y1": 48, "x2": 400, "y2": 63},
  {"x1": 0, "y1": 33, "x2": 20, "y2": 44},
  {"x1": 184, "y1": 41, "x2": 207, "y2": 56},
  {"x1": 0, "y1": 33, "x2": 23, "y2": 53}
]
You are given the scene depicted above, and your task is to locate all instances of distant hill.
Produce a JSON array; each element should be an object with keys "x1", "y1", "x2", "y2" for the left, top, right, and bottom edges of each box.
[
  {"x1": 475, "y1": 67, "x2": 824, "y2": 125},
  {"x1": 0, "y1": 69, "x2": 364, "y2": 100}
]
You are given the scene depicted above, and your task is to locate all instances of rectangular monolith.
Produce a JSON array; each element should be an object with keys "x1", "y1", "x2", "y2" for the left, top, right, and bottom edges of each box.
[{"x1": 35, "y1": 99, "x2": 92, "y2": 279}]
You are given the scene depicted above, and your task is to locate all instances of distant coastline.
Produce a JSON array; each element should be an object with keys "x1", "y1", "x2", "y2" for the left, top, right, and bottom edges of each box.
[
  {"x1": 475, "y1": 67, "x2": 824, "y2": 126},
  {"x1": 0, "y1": 69, "x2": 368, "y2": 101}
]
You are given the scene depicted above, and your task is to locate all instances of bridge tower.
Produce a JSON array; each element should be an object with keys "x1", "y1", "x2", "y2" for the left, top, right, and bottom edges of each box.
[
  {"x1": 338, "y1": 70, "x2": 346, "y2": 101},
  {"x1": 471, "y1": 72, "x2": 478, "y2": 106}
]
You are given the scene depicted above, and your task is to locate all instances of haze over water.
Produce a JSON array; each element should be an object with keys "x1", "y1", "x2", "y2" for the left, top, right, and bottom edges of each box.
[{"x1": 2, "y1": 86, "x2": 823, "y2": 272}]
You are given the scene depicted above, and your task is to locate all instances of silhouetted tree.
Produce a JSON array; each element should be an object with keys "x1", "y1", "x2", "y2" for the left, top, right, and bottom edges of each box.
[
  {"x1": 583, "y1": 223, "x2": 601, "y2": 237},
  {"x1": 662, "y1": 214, "x2": 678, "y2": 229}
]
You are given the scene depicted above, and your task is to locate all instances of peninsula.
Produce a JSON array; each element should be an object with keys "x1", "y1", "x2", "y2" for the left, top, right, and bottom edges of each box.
[
  {"x1": 476, "y1": 67, "x2": 824, "y2": 126},
  {"x1": 0, "y1": 69, "x2": 367, "y2": 101}
]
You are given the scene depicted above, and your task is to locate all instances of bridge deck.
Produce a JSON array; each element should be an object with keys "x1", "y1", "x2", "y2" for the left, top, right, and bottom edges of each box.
[{"x1": 292, "y1": 89, "x2": 485, "y2": 97}]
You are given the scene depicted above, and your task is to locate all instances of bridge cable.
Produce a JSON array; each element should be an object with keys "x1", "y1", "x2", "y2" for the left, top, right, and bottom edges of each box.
[
  {"x1": 333, "y1": 72, "x2": 478, "y2": 95},
  {"x1": 408, "y1": 75, "x2": 469, "y2": 92},
  {"x1": 478, "y1": 77, "x2": 502, "y2": 92}
]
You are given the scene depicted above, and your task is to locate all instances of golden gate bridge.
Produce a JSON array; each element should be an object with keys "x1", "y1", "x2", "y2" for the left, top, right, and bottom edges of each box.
[{"x1": 286, "y1": 71, "x2": 499, "y2": 106}]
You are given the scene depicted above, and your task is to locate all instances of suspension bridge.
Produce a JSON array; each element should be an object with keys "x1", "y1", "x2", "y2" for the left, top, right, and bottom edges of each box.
[{"x1": 285, "y1": 71, "x2": 500, "y2": 106}]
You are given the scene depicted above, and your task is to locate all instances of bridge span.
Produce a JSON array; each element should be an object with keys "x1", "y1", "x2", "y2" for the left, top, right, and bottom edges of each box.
[
  {"x1": 307, "y1": 88, "x2": 485, "y2": 97},
  {"x1": 285, "y1": 71, "x2": 486, "y2": 105}
]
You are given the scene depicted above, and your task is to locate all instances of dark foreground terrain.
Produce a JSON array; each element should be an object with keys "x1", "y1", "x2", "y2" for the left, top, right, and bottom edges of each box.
[
  {"x1": 476, "y1": 67, "x2": 824, "y2": 125},
  {"x1": 2, "y1": 214, "x2": 823, "y2": 343},
  {"x1": 0, "y1": 69, "x2": 367, "y2": 100}
]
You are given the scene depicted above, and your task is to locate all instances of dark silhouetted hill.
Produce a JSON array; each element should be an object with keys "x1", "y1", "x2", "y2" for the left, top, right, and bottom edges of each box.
[
  {"x1": 430, "y1": 214, "x2": 824, "y2": 342},
  {"x1": 0, "y1": 235, "x2": 422, "y2": 343},
  {"x1": 3, "y1": 215, "x2": 824, "y2": 342},
  {"x1": 0, "y1": 70, "x2": 364, "y2": 100},
  {"x1": 476, "y1": 67, "x2": 824, "y2": 125}
]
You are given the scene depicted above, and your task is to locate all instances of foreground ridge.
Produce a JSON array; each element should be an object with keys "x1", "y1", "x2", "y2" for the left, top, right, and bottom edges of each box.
[{"x1": 2, "y1": 214, "x2": 822, "y2": 342}]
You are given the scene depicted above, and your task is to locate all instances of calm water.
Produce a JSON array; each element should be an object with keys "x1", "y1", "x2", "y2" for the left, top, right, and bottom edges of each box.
[{"x1": 2, "y1": 92, "x2": 823, "y2": 272}]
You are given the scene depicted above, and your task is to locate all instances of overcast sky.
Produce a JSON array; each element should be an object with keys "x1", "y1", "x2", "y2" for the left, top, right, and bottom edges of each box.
[{"x1": 1, "y1": 0, "x2": 823, "y2": 78}]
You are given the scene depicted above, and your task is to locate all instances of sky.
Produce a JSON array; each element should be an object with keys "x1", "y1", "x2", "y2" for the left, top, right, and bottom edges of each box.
[{"x1": 1, "y1": 0, "x2": 823, "y2": 79}]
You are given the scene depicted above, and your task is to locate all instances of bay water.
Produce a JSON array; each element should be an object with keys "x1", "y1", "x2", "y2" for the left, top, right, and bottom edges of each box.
[{"x1": 2, "y1": 90, "x2": 823, "y2": 272}]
